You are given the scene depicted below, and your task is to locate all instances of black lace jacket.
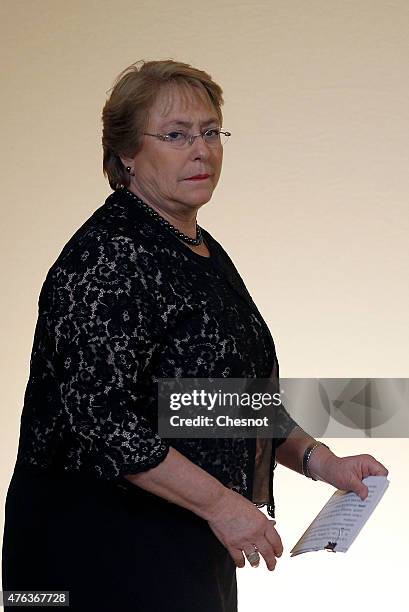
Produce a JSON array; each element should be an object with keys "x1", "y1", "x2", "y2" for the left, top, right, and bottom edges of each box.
[{"x1": 14, "y1": 188, "x2": 298, "y2": 518}]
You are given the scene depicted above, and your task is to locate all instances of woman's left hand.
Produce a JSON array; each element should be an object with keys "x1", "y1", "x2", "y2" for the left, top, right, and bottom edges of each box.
[{"x1": 313, "y1": 453, "x2": 389, "y2": 500}]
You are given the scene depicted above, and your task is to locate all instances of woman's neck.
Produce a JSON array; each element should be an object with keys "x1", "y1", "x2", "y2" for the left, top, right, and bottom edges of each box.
[{"x1": 126, "y1": 186, "x2": 199, "y2": 239}]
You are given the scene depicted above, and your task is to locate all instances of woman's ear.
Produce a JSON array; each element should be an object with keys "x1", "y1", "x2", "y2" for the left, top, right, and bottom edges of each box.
[
  {"x1": 119, "y1": 156, "x2": 135, "y2": 176},
  {"x1": 119, "y1": 155, "x2": 133, "y2": 168}
]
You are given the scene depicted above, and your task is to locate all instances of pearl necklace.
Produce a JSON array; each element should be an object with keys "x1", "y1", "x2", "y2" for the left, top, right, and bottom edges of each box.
[{"x1": 122, "y1": 188, "x2": 204, "y2": 246}]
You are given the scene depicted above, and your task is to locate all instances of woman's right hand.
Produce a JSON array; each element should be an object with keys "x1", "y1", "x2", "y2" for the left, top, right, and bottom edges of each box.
[{"x1": 206, "y1": 487, "x2": 283, "y2": 570}]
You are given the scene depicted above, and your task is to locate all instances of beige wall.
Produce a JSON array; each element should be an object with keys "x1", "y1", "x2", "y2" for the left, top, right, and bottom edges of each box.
[{"x1": 1, "y1": 1, "x2": 407, "y2": 608}]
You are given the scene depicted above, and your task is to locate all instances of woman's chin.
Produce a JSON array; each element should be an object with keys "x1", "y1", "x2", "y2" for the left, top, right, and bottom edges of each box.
[{"x1": 180, "y1": 185, "x2": 214, "y2": 206}]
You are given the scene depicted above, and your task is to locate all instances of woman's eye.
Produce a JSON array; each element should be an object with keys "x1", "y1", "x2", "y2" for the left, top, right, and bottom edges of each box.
[
  {"x1": 167, "y1": 131, "x2": 185, "y2": 140},
  {"x1": 205, "y1": 129, "x2": 220, "y2": 138}
]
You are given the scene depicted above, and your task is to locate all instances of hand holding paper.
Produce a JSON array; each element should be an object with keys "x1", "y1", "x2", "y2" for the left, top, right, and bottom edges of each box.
[
  {"x1": 309, "y1": 451, "x2": 389, "y2": 500},
  {"x1": 290, "y1": 475, "x2": 389, "y2": 556}
]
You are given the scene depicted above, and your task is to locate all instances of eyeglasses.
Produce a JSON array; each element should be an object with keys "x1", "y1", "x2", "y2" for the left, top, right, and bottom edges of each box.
[{"x1": 143, "y1": 128, "x2": 231, "y2": 149}]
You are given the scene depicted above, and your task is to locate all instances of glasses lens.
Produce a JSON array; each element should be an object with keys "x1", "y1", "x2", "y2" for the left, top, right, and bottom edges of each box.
[
  {"x1": 166, "y1": 132, "x2": 188, "y2": 148},
  {"x1": 165, "y1": 130, "x2": 231, "y2": 147},
  {"x1": 203, "y1": 130, "x2": 231, "y2": 146},
  {"x1": 202, "y1": 129, "x2": 221, "y2": 147}
]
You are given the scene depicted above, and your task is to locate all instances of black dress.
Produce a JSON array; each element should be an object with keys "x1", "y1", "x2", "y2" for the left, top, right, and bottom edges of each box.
[{"x1": 2, "y1": 188, "x2": 298, "y2": 611}]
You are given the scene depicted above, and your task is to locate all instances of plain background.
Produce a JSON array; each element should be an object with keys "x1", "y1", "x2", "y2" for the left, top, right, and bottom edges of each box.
[{"x1": 1, "y1": 1, "x2": 408, "y2": 609}]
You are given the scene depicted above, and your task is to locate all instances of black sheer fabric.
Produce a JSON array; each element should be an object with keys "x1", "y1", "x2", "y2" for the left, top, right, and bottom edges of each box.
[
  {"x1": 13, "y1": 187, "x2": 298, "y2": 513},
  {"x1": 2, "y1": 188, "x2": 298, "y2": 611}
]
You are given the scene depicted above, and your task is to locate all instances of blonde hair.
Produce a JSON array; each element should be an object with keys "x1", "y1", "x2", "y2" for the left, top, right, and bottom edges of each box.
[{"x1": 102, "y1": 59, "x2": 224, "y2": 190}]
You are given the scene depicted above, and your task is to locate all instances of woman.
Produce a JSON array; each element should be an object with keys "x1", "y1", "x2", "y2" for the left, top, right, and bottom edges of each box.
[{"x1": 2, "y1": 60, "x2": 388, "y2": 612}]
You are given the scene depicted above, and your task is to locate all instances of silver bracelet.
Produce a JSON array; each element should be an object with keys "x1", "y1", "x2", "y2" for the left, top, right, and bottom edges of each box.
[{"x1": 302, "y1": 441, "x2": 329, "y2": 480}]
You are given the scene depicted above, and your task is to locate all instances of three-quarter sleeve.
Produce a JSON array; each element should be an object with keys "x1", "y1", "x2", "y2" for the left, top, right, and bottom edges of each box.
[
  {"x1": 270, "y1": 357, "x2": 299, "y2": 448},
  {"x1": 50, "y1": 231, "x2": 170, "y2": 479}
]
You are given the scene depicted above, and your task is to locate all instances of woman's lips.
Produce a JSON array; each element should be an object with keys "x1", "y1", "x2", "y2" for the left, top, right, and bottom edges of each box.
[{"x1": 184, "y1": 174, "x2": 210, "y2": 181}]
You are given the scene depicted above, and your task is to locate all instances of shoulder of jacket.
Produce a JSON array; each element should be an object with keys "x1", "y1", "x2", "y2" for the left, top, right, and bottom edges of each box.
[{"x1": 50, "y1": 223, "x2": 156, "y2": 274}]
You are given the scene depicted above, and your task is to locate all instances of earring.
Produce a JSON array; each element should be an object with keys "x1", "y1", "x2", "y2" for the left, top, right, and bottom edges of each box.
[{"x1": 125, "y1": 166, "x2": 135, "y2": 176}]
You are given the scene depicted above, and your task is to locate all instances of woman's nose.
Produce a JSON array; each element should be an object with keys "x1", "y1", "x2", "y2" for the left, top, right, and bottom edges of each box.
[{"x1": 189, "y1": 134, "x2": 210, "y2": 159}]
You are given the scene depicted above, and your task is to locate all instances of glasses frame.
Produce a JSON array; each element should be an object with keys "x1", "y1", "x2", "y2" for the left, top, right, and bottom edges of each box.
[{"x1": 143, "y1": 127, "x2": 231, "y2": 147}]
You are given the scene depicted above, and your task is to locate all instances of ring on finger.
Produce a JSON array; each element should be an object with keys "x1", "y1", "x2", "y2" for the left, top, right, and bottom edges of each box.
[{"x1": 244, "y1": 545, "x2": 260, "y2": 566}]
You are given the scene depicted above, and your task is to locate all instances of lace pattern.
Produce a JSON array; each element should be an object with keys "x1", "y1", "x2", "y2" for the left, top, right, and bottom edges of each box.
[{"x1": 15, "y1": 188, "x2": 299, "y2": 515}]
